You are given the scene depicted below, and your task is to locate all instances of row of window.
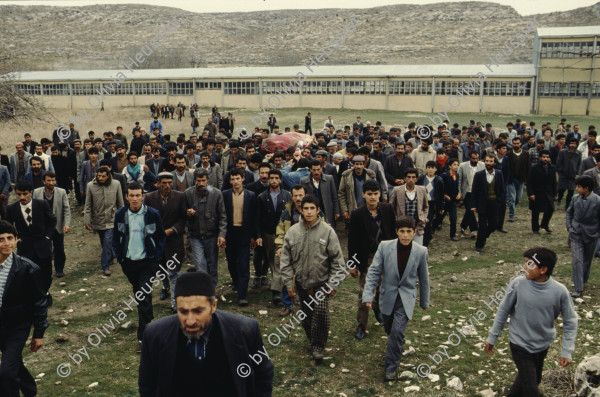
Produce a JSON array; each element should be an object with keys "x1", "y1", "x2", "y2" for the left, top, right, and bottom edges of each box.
[
  {"x1": 19, "y1": 81, "x2": 600, "y2": 98},
  {"x1": 16, "y1": 83, "x2": 168, "y2": 96},
  {"x1": 540, "y1": 41, "x2": 597, "y2": 58},
  {"x1": 196, "y1": 81, "x2": 221, "y2": 90},
  {"x1": 538, "y1": 82, "x2": 600, "y2": 97}
]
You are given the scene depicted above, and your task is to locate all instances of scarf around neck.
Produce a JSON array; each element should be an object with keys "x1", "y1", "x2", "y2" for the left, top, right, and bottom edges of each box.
[{"x1": 127, "y1": 163, "x2": 141, "y2": 180}]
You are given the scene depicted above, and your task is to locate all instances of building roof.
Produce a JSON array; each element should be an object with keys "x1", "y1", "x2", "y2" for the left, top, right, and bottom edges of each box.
[
  {"x1": 13, "y1": 64, "x2": 536, "y2": 82},
  {"x1": 536, "y1": 26, "x2": 600, "y2": 38}
]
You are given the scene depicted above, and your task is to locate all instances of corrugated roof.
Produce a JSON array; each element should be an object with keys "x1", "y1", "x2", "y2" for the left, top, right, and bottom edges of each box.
[
  {"x1": 13, "y1": 64, "x2": 536, "y2": 82},
  {"x1": 536, "y1": 26, "x2": 600, "y2": 38}
]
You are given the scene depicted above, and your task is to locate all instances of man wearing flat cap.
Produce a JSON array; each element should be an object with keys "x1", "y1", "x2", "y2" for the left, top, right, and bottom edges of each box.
[{"x1": 139, "y1": 270, "x2": 274, "y2": 396}]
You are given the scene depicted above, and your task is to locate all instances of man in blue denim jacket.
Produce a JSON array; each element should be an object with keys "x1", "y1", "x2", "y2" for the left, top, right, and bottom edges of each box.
[{"x1": 113, "y1": 181, "x2": 166, "y2": 342}]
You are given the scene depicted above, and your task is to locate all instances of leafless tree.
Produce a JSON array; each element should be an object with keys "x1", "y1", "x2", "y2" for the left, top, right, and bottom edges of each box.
[{"x1": 0, "y1": 54, "x2": 49, "y2": 124}]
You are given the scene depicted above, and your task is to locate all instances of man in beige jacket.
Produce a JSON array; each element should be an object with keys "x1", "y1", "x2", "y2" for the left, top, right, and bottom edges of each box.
[
  {"x1": 84, "y1": 166, "x2": 124, "y2": 276},
  {"x1": 338, "y1": 155, "x2": 376, "y2": 221}
]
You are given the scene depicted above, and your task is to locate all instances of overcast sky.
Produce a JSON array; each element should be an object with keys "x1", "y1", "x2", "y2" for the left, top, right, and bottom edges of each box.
[{"x1": 0, "y1": 0, "x2": 597, "y2": 15}]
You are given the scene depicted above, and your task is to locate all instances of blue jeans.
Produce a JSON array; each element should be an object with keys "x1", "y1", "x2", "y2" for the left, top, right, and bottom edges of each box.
[
  {"x1": 282, "y1": 286, "x2": 292, "y2": 309},
  {"x1": 507, "y1": 179, "x2": 524, "y2": 218},
  {"x1": 189, "y1": 236, "x2": 219, "y2": 287},
  {"x1": 97, "y1": 229, "x2": 115, "y2": 271}
]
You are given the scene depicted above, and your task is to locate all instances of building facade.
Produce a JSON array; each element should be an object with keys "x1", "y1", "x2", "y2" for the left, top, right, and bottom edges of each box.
[{"x1": 12, "y1": 26, "x2": 600, "y2": 116}]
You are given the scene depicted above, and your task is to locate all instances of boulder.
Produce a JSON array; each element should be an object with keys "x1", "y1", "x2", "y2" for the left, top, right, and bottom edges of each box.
[{"x1": 574, "y1": 354, "x2": 600, "y2": 396}]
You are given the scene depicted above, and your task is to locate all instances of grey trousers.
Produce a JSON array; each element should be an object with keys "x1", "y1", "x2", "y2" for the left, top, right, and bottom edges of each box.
[
  {"x1": 571, "y1": 236, "x2": 597, "y2": 292},
  {"x1": 381, "y1": 294, "x2": 409, "y2": 373}
]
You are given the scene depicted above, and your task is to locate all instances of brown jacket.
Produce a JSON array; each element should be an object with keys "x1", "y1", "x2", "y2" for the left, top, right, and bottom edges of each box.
[{"x1": 389, "y1": 185, "x2": 429, "y2": 235}]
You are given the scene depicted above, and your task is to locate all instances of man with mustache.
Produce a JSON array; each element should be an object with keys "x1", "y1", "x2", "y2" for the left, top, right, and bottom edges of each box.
[
  {"x1": 139, "y1": 270, "x2": 273, "y2": 396},
  {"x1": 84, "y1": 166, "x2": 124, "y2": 276},
  {"x1": 185, "y1": 168, "x2": 227, "y2": 288},
  {"x1": 470, "y1": 154, "x2": 506, "y2": 253}
]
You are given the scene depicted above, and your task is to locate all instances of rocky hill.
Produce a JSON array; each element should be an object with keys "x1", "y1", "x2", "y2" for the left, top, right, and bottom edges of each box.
[{"x1": 1, "y1": 1, "x2": 600, "y2": 71}]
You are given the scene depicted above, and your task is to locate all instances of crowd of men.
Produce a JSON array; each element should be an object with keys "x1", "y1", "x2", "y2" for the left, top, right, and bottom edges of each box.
[{"x1": 0, "y1": 113, "x2": 598, "y2": 395}]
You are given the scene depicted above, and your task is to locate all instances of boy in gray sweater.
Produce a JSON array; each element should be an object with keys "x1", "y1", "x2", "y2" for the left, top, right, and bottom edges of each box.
[{"x1": 485, "y1": 247, "x2": 577, "y2": 397}]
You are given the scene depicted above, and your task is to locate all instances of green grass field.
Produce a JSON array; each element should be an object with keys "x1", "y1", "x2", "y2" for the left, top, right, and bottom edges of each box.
[
  {"x1": 20, "y1": 192, "x2": 598, "y2": 397},
  {"x1": 1, "y1": 107, "x2": 598, "y2": 396}
]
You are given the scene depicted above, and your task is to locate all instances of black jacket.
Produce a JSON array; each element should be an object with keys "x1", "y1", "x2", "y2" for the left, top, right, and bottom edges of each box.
[
  {"x1": 471, "y1": 169, "x2": 506, "y2": 214},
  {"x1": 246, "y1": 180, "x2": 269, "y2": 197},
  {"x1": 383, "y1": 155, "x2": 414, "y2": 187},
  {"x1": 527, "y1": 163, "x2": 557, "y2": 212},
  {"x1": 257, "y1": 188, "x2": 291, "y2": 237},
  {"x1": 0, "y1": 253, "x2": 48, "y2": 338},
  {"x1": 5, "y1": 199, "x2": 56, "y2": 260},
  {"x1": 348, "y1": 203, "x2": 396, "y2": 273},
  {"x1": 139, "y1": 311, "x2": 273, "y2": 397}
]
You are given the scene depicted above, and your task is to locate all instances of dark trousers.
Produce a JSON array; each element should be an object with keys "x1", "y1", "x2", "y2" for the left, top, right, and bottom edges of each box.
[
  {"x1": 531, "y1": 208, "x2": 553, "y2": 232},
  {"x1": 75, "y1": 185, "x2": 83, "y2": 205},
  {"x1": 20, "y1": 250, "x2": 52, "y2": 293},
  {"x1": 121, "y1": 258, "x2": 159, "y2": 341},
  {"x1": 305, "y1": 126, "x2": 312, "y2": 136},
  {"x1": 0, "y1": 196, "x2": 7, "y2": 219},
  {"x1": 507, "y1": 342, "x2": 548, "y2": 397},
  {"x1": 460, "y1": 193, "x2": 478, "y2": 232},
  {"x1": 497, "y1": 198, "x2": 506, "y2": 230},
  {"x1": 225, "y1": 227, "x2": 251, "y2": 300},
  {"x1": 557, "y1": 188, "x2": 574, "y2": 209},
  {"x1": 475, "y1": 200, "x2": 500, "y2": 249},
  {"x1": 52, "y1": 232, "x2": 66, "y2": 274},
  {"x1": 445, "y1": 201, "x2": 458, "y2": 237},
  {"x1": 357, "y1": 268, "x2": 381, "y2": 331},
  {"x1": 423, "y1": 200, "x2": 437, "y2": 246},
  {"x1": 253, "y1": 245, "x2": 269, "y2": 278},
  {"x1": 0, "y1": 322, "x2": 36, "y2": 397}
]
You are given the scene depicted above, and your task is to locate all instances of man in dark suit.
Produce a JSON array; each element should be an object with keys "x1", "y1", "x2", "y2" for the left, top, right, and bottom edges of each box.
[
  {"x1": 22, "y1": 133, "x2": 38, "y2": 155},
  {"x1": 139, "y1": 271, "x2": 273, "y2": 396},
  {"x1": 567, "y1": 176, "x2": 600, "y2": 297},
  {"x1": 145, "y1": 147, "x2": 167, "y2": 177},
  {"x1": 0, "y1": 220, "x2": 49, "y2": 397},
  {"x1": 222, "y1": 157, "x2": 255, "y2": 191},
  {"x1": 267, "y1": 114, "x2": 276, "y2": 135},
  {"x1": 471, "y1": 154, "x2": 506, "y2": 252},
  {"x1": 384, "y1": 142, "x2": 415, "y2": 197},
  {"x1": 5, "y1": 182, "x2": 57, "y2": 296},
  {"x1": 300, "y1": 160, "x2": 340, "y2": 226},
  {"x1": 348, "y1": 180, "x2": 396, "y2": 341},
  {"x1": 246, "y1": 164, "x2": 271, "y2": 288},
  {"x1": 144, "y1": 173, "x2": 187, "y2": 311},
  {"x1": 223, "y1": 168, "x2": 257, "y2": 307},
  {"x1": 304, "y1": 112, "x2": 312, "y2": 136},
  {"x1": 527, "y1": 150, "x2": 557, "y2": 234}
]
